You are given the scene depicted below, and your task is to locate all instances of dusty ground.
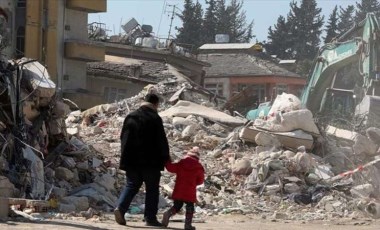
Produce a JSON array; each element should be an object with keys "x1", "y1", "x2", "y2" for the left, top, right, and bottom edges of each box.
[{"x1": 1, "y1": 214, "x2": 379, "y2": 230}]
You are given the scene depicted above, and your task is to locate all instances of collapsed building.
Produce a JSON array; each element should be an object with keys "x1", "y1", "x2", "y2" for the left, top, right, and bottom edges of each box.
[
  {"x1": 1, "y1": 52, "x2": 380, "y2": 223},
  {"x1": 1, "y1": 6, "x2": 380, "y2": 226}
]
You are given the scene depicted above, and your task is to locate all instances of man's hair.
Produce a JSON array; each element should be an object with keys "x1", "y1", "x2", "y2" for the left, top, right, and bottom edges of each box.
[{"x1": 145, "y1": 93, "x2": 160, "y2": 105}]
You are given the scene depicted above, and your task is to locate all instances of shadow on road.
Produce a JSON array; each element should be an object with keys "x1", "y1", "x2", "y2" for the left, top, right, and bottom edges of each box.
[
  {"x1": 20, "y1": 220, "x2": 109, "y2": 230},
  {"x1": 127, "y1": 224, "x2": 183, "y2": 230}
]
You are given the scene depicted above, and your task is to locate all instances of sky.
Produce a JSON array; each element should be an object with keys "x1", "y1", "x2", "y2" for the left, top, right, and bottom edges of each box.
[{"x1": 89, "y1": 0, "x2": 359, "y2": 42}]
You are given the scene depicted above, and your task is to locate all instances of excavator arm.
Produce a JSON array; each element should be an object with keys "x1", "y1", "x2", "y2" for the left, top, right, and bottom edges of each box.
[
  {"x1": 301, "y1": 13, "x2": 380, "y2": 128},
  {"x1": 302, "y1": 39, "x2": 363, "y2": 113}
]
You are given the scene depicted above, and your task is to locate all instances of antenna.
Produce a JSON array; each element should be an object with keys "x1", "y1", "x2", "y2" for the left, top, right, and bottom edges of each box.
[
  {"x1": 166, "y1": 4, "x2": 178, "y2": 40},
  {"x1": 119, "y1": 17, "x2": 123, "y2": 35}
]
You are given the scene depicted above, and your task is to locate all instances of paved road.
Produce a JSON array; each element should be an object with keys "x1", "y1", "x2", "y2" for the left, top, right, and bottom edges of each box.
[{"x1": 1, "y1": 214, "x2": 379, "y2": 230}]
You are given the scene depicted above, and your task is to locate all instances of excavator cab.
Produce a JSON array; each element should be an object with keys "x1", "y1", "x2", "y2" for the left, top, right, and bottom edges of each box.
[{"x1": 320, "y1": 88, "x2": 355, "y2": 117}]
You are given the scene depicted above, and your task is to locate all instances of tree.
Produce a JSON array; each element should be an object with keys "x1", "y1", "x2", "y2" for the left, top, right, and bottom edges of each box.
[
  {"x1": 355, "y1": 0, "x2": 380, "y2": 22},
  {"x1": 265, "y1": 15, "x2": 292, "y2": 59},
  {"x1": 337, "y1": 5, "x2": 355, "y2": 34},
  {"x1": 215, "y1": 0, "x2": 231, "y2": 35},
  {"x1": 227, "y1": 0, "x2": 254, "y2": 43},
  {"x1": 202, "y1": 0, "x2": 218, "y2": 44},
  {"x1": 324, "y1": 6, "x2": 339, "y2": 43},
  {"x1": 287, "y1": 0, "x2": 324, "y2": 60},
  {"x1": 176, "y1": 0, "x2": 203, "y2": 48},
  {"x1": 214, "y1": 0, "x2": 254, "y2": 43},
  {"x1": 193, "y1": 1, "x2": 204, "y2": 47}
]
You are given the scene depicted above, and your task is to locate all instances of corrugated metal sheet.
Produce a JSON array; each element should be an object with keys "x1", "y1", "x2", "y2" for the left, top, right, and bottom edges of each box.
[{"x1": 199, "y1": 43, "x2": 255, "y2": 50}]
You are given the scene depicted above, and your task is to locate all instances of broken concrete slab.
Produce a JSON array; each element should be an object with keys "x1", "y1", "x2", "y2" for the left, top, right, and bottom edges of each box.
[
  {"x1": 160, "y1": 100, "x2": 246, "y2": 127},
  {"x1": 240, "y1": 127, "x2": 314, "y2": 150},
  {"x1": 255, "y1": 132, "x2": 281, "y2": 148}
]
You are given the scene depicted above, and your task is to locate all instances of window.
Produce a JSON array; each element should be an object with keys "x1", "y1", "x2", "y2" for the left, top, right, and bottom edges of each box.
[
  {"x1": 253, "y1": 84, "x2": 266, "y2": 103},
  {"x1": 276, "y1": 84, "x2": 288, "y2": 95},
  {"x1": 232, "y1": 84, "x2": 266, "y2": 102},
  {"x1": 104, "y1": 87, "x2": 127, "y2": 102},
  {"x1": 205, "y1": 83, "x2": 223, "y2": 96},
  {"x1": 237, "y1": 84, "x2": 248, "y2": 92},
  {"x1": 16, "y1": 26, "x2": 25, "y2": 58},
  {"x1": 17, "y1": 0, "x2": 26, "y2": 8}
]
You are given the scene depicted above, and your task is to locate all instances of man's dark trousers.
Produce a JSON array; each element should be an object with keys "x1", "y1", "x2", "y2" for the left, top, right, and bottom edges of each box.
[{"x1": 116, "y1": 169, "x2": 161, "y2": 221}]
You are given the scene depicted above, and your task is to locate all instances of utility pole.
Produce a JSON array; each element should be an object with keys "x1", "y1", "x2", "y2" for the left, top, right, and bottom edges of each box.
[{"x1": 167, "y1": 4, "x2": 176, "y2": 40}]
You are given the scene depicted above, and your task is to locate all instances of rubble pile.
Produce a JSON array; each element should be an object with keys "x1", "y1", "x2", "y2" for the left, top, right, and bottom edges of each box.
[
  {"x1": 1, "y1": 56, "x2": 380, "y2": 223},
  {"x1": 66, "y1": 86, "x2": 380, "y2": 222}
]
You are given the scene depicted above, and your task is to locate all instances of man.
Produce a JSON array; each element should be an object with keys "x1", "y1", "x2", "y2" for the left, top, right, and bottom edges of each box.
[{"x1": 114, "y1": 93, "x2": 170, "y2": 227}]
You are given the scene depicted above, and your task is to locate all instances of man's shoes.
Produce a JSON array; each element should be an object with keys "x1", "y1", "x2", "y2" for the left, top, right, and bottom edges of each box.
[
  {"x1": 161, "y1": 209, "x2": 171, "y2": 227},
  {"x1": 114, "y1": 208, "x2": 126, "y2": 225},
  {"x1": 145, "y1": 219, "x2": 163, "y2": 227}
]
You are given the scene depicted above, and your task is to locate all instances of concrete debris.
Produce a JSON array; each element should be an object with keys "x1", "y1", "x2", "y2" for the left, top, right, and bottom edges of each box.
[
  {"x1": 55, "y1": 167, "x2": 75, "y2": 181},
  {"x1": 61, "y1": 196, "x2": 89, "y2": 212},
  {"x1": 160, "y1": 100, "x2": 246, "y2": 127},
  {"x1": 232, "y1": 159, "x2": 253, "y2": 175},
  {"x1": 1, "y1": 57, "x2": 380, "y2": 223},
  {"x1": 350, "y1": 184, "x2": 374, "y2": 198},
  {"x1": 353, "y1": 134, "x2": 378, "y2": 156}
]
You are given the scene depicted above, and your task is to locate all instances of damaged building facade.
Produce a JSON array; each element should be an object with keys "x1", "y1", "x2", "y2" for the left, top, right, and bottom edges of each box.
[
  {"x1": 199, "y1": 43, "x2": 306, "y2": 101},
  {"x1": 1, "y1": 0, "x2": 107, "y2": 106}
]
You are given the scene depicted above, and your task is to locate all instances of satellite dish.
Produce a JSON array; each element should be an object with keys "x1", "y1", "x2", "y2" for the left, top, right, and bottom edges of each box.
[{"x1": 215, "y1": 34, "x2": 230, "y2": 43}]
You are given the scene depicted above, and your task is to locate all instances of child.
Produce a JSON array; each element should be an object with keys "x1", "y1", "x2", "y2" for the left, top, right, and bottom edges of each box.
[{"x1": 162, "y1": 146, "x2": 205, "y2": 230}]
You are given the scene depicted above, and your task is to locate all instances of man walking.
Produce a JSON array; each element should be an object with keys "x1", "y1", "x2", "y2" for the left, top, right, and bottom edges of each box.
[{"x1": 114, "y1": 93, "x2": 170, "y2": 226}]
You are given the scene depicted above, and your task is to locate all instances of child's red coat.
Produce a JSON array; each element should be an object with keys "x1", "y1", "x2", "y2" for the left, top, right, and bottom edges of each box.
[{"x1": 165, "y1": 156, "x2": 205, "y2": 203}]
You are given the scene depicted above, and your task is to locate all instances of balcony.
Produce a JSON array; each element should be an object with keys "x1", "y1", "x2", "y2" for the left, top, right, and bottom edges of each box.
[
  {"x1": 66, "y1": 0, "x2": 107, "y2": 13},
  {"x1": 65, "y1": 40, "x2": 105, "y2": 62}
]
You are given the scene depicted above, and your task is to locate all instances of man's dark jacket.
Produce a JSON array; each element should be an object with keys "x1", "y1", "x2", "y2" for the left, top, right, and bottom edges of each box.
[{"x1": 119, "y1": 105, "x2": 170, "y2": 171}]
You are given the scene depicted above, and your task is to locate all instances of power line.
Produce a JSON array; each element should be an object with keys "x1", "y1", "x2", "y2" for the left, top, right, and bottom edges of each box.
[{"x1": 156, "y1": 0, "x2": 167, "y2": 36}]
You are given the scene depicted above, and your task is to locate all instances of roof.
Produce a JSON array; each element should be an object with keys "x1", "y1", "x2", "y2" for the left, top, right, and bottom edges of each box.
[
  {"x1": 199, "y1": 53, "x2": 301, "y2": 78},
  {"x1": 198, "y1": 43, "x2": 255, "y2": 50},
  {"x1": 86, "y1": 60, "x2": 175, "y2": 83}
]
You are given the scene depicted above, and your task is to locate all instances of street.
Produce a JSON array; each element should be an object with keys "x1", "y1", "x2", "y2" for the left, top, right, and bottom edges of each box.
[{"x1": 1, "y1": 214, "x2": 379, "y2": 230}]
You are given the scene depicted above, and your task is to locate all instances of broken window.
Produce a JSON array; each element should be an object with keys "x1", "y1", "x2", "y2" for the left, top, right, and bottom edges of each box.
[
  {"x1": 16, "y1": 26, "x2": 25, "y2": 58},
  {"x1": 205, "y1": 83, "x2": 223, "y2": 96},
  {"x1": 233, "y1": 84, "x2": 266, "y2": 102},
  {"x1": 17, "y1": 0, "x2": 26, "y2": 8},
  {"x1": 276, "y1": 84, "x2": 288, "y2": 95},
  {"x1": 104, "y1": 87, "x2": 127, "y2": 103}
]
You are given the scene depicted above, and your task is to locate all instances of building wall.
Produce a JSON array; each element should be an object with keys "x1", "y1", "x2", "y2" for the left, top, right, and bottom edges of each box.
[
  {"x1": 20, "y1": 0, "x2": 106, "y2": 95},
  {"x1": 229, "y1": 76, "x2": 306, "y2": 101},
  {"x1": 62, "y1": 8, "x2": 88, "y2": 90},
  {"x1": 0, "y1": 0, "x2": 15, "y2": 58},
  {"x1": 63, "y1": 59, "x2": 87, "y2": 90},
  {"x1": 64, "y1": 9, "x2": 87, "y2": 40},
  {"x1": 204, "y1": 77, "x2": 230, "y2": 99},
  {"x1": 204, "y1": 75, "x2": 306, "y2": 101},
  {"x1": 65, "y1": 75, "x2": 146, "y2": 109},
  {"x1": 86, "y1": 75, "x2": 145, "y2": 100}
]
